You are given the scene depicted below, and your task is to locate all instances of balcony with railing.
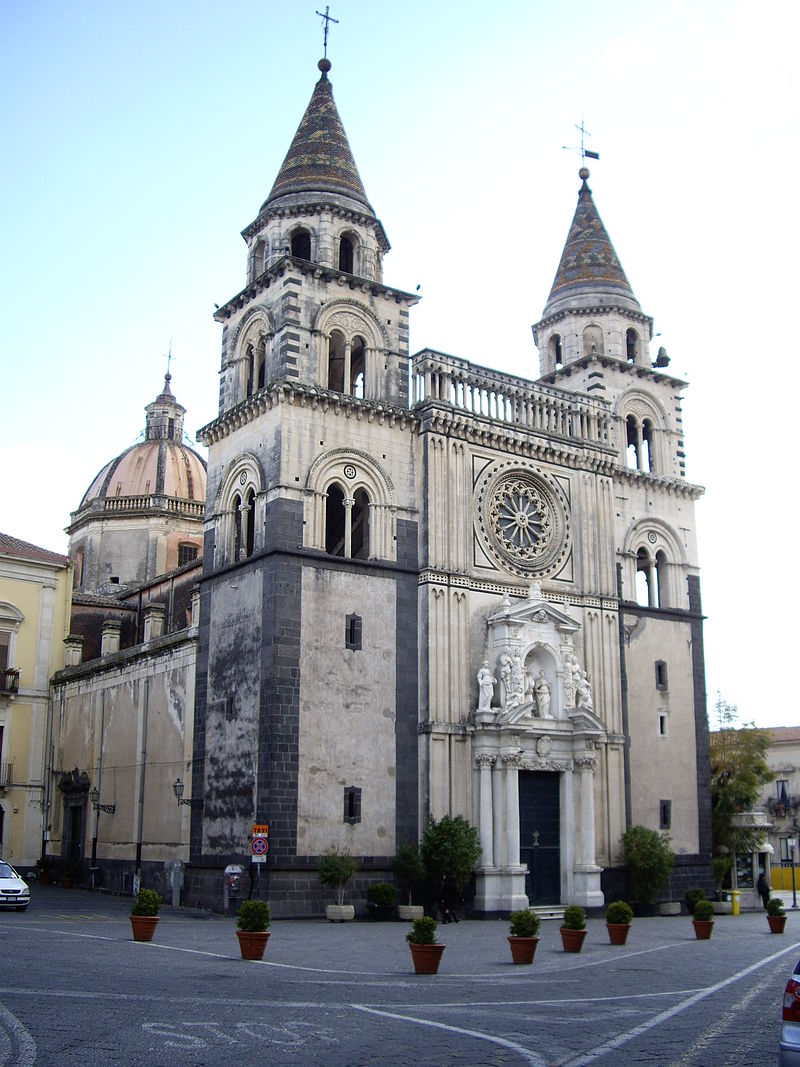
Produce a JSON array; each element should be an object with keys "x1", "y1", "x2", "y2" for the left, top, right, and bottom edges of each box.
[
  {"x1": 412, "y1": 350, "x2": 614, "y2": 451},
  {"x1": 1, "y1": 668, "x2": 19, "y2": 695},
  {"x1": 0, "y1": 762, "x2": 11, "y2": 789}
]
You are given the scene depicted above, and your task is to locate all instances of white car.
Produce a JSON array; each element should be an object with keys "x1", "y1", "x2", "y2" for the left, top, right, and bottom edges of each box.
[
  {"x1": 781, "y1": 957, "x2": 800, "y2": 1066},
  {"x1": 0, "y1": 861, "x2": 30, "y2": 911}
]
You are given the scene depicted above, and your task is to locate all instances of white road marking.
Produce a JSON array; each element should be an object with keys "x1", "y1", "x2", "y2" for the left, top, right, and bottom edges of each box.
[
  {"x1": 353, "y1": 1003, "x2": 548, "y2": 1066},
  {"x1": 559, "y1": 940, "x2": 800, "y2": 1065},
  {"x1": 0, "y1": 1003, "x2": 36, "y2": 1067}
]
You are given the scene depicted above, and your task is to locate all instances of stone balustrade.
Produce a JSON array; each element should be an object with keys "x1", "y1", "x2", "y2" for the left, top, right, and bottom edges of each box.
[{"x1": 412, "y1": 349, "x2": 613, "y2": 449}]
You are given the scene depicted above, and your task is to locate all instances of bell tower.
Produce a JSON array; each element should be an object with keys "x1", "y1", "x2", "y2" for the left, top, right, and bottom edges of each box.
[{"x1": 211, "y1": 58, "x2": 417, "y2": 417}]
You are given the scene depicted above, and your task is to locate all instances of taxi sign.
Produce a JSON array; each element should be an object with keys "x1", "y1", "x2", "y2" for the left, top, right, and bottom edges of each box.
[{"x1": 252, "y1": 823, "x2": 269, "y2": 837}]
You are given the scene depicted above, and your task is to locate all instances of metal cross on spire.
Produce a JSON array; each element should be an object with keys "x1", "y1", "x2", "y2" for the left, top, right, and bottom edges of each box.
[
  {"x1": 163, "y1": 339, "x2": 175, "y2": 378},
  {"x1": 562, "y1": 118, "x2": 600, "y2": 164},
  {"x1": 316, "y1": 5, "x2": 339, "y2": 58}
]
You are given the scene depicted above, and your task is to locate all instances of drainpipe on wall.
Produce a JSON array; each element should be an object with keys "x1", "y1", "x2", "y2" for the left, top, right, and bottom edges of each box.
[
  {"x1": 40, "y1": 686, "x2": 59, "y2": 869},
  {"x1": 135, "y1": 679, "x2": 149, "y2": 873},
  {"x1": 89, "y1": 690, "x2": 106, "y2": 888}
]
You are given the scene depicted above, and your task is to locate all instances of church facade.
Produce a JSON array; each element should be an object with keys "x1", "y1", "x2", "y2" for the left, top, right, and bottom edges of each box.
[{"x1": 182, "y1": 57, "x2": 711, "y2": 914}]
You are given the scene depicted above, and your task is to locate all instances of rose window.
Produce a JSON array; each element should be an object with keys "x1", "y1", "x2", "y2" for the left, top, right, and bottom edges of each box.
[
  {"x1": 489, "y1": 480, "x2": 552, "y2": 561},
  {"x1": 475, "y1": 464, "x2": 571, "y2": 577}
]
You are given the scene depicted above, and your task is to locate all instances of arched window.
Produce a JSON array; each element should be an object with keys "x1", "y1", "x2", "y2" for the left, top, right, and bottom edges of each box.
[
  {"x1": 641, "y1": 419, "x2": 654, "y2": 473},
  {"x1": 232, "y1": 493, "x2": 243, "y2": 561},
  {"x1": 338, "y1": 234, "x2": 354, "y2": 273},
  {"x1": 351, "y1": 488, "x2": 370, "y2": 559},
  {"x1": 655, "y1": 550, "x2": 668, "y2": 608},
  {"x1": 635, "y1": 547, "x2": 652, "y2": 606},
  {"x1": 328, "y1": 330, "x2": 345, "y2": 392},
  {"x1": 291, "y1": 229, "x2": 311, "y2": 260},
  {"x1": 251, "y1": 238, "x2": 267, "y2": 280},
  {"x1": 626, "y1": 328, "x2": 638, "y2": 363},
  {"x1": 350, "y1": 336, "x2": 365, "y2": 396},
  {"x1": 325, "y1": 483, "x2": 346, "y2": 556},
  {"x1": 583, "y1": 325, "x2": 604, "y2": 356},
  {"x1": 626, "y1": 415, "x2": 639, "y2": 469},
  {"x1": 245, "y1": 488, "x2": 256, "y2": 558},
  {"x1": 550, "y1": 334, "x2": 563, "y2": 368}
]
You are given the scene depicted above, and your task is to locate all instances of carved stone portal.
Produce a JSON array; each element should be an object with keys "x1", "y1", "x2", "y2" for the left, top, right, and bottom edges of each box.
[{"x1": 472, "y1": 585, "x2": 607, "y2": 914}]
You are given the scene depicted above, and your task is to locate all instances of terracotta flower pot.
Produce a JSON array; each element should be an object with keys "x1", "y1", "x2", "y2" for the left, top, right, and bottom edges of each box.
[
  {"x1": 606, "y1": 923, "x2": 631, "y2": 946},
  {"x1": 130, "y1": 915, "x2": 159, "y2": 942},
  {"x1": 236, "y1": 930, "x2": 270, "y2": 960},
  {"x1": 560, "y1": 927, "x2": 587, "y2": 953},
  {"x1": 508, "y1": 935, "x2": 539, "y2": 964},
  {"x1": 408, "y1": 942, "x2": 445, "y2": 974},
  {"x1": 692, "y1": 919, "x2": 714, "y2": 940},
  {"x1": 768, "y1": 914, "x2": 787, "y2": 934}
]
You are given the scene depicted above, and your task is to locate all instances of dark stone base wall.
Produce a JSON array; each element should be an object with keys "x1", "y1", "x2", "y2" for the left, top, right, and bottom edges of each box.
[{"x1": 601, "y1": 856, "x2": 715, "y2": 912}]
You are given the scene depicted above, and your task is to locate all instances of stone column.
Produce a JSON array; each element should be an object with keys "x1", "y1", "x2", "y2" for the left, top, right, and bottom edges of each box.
[
  {"x1": 343, "y1": 497, "x2": 354, "y2": 558},
  {"x1": 503, "y1": 753, "x2": 523, "y2": 867},
  {"x1": 636, "y1": 422, "x2": 644, "y2": 470},
  {"x1": 344, "y1": 341, "x2": 352, "y2": 396},
  {"x1": 576, "y1": 757, "x2": 597, "y2": 867},
  {"x1": 492, "y1": 756, "x2": 504, "y2": 867},
  {"x1": 476, "y1": 754, "x2": 495, "y2": 866}
]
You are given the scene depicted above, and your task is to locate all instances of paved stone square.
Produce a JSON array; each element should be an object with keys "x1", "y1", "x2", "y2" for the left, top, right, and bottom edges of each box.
[{"x1": 0, "y1": 884, "x2": 797, "y2": 1065}]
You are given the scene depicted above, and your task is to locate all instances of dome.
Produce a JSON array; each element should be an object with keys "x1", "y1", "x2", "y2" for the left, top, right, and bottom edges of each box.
[
  {"x1": 68, "y1": 375, "x2": 207, "y2": 594},
  {"x1": 78, "y1": 375, "x2": 206, "y2": 507}
]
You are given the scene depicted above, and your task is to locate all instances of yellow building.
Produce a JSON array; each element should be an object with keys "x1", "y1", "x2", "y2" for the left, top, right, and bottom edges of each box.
[{"x1": 0, "y1": 532, "x2": 71, "y2": 871}]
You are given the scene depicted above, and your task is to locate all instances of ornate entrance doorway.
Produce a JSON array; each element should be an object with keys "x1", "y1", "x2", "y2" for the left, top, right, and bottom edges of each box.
[{"x1": 519, "y1": 770, "x2": 560, "y2": 904}]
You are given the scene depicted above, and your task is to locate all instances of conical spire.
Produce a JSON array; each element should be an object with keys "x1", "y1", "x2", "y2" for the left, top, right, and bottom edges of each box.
[
  {"x1": 261, "y1": 59, "x2": 373, "y2": 214},
  {"x1": 543, "y1": 168, "x2": 640, "y2": 317}
]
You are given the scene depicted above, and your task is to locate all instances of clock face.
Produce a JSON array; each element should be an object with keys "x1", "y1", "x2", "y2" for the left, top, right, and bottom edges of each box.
[{"x1": 475, "y1": 462, "x2": 571, "y2": 578}]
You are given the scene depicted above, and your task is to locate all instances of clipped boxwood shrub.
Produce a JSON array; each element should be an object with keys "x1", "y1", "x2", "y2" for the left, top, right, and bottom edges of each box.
[
  {"x1": 131, "y1": 889, "x2": 162, "y2": 916},
  {"x1": 693, "y1": 898, "x2": 714, "y2": 921},
  {"x1": 767, "y1": 896, "x2": 785, "y2": 916},
  {"x1": 509, "y1": 909, "x2": 541, "y2": 937},
  {"x1": 605, "y1": 900, "x2": 634, "y2": 925},
  {"x1": 685, "y1": 887, "x2": 707, "y2": 915},
  {"x1": 561, "y1": 904, "x2": 586, "y2": 930},
  {"x1": 236, "y1": 899, "x2": 271, "y2": 931},
  {"x1": 406, "y1": 915, "x2": 438, "y2": 945},
  {"x1": 318, "y1": 848, "x2": 359, "y2": 906},
  {"x1": 366, "y1": 882, "x2": 396, "y2": 907}
]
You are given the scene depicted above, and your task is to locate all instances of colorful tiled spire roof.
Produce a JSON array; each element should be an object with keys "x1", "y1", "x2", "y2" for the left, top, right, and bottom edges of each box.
[
  {"x1": 261, "y1": 59, "x2": 373, "y2": 214},
  {"x1": 543, "y1": 168, "x2": 639, "y2": 315}
]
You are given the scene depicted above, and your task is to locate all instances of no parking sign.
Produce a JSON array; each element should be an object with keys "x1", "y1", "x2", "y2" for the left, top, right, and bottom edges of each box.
[{"x1": 251, "y1": 823, "x2": 269, "y2": 864}]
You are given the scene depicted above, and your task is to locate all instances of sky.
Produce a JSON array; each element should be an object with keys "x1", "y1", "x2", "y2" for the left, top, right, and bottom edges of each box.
[{"x1": 2, "y1": 1, "x2": 798, "y2": 728}]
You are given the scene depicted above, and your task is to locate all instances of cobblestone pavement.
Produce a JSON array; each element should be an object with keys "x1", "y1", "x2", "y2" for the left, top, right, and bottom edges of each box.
[{"x1": 0, "y1": 884, "x2": 797, "y2": 1065}]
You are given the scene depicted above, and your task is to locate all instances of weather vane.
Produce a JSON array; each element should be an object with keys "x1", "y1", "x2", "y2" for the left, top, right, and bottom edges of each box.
[
  {"x1": 562, "y1": 118, "x2": 600, "y2": 165},
  {"x1": 316, "y1": 5, "x2": 339, "y2": 58}
]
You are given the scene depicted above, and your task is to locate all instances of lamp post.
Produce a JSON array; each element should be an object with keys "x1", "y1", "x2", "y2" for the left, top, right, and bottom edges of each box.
[
  {"x1": 88, "y1": 787, "x2": 115, "y2": 890},
  {"x1": 173, "y1": 778, "x2": 202, "y2": 807},
  {"x1": 790, "y1": 836, "x2": 799, "y2": 910}
]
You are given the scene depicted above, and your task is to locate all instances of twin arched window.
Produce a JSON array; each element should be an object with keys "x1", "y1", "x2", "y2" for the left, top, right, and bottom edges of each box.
[
  {"x1": 324, "y1": 483, "x2": 370, "y2": 559},
  {"x1": 635, "y1": 546, "x2": 668, "y2": 608},
  {"x1": 626, "y1": 414, "x2": 655, "y2": 472},
  {"x1": 231, "y1": 488, "x2": 256, "y2": 561},
  {"x1": 328, "y1": 330, "x2": 366, "y2": 397}
]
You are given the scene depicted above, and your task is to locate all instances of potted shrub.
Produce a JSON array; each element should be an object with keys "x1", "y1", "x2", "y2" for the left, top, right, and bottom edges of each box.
[
  {"x1": 692, "y1": 897, "x2": 715, "y2": 939},
  {"x1": 130, "y1": 888, "x2": 162, "y2": 942},
  {"x1": 236, "y1": 899, "x2": 271, "y2": 959},
  {"x1": 366, "y1": 881, "x2": 396, "y2": 921},
  {"x1": 560, "y1": 904, "x2": 587, "y2": 952},
  {"x1": 406, "y1": 915, "x2": 445, "y2": 974},
  {"x1": 508, "y1": 909, "x2": 541, "y2": 964},
  {"x1": 684, "y1": 887, "x2": 707, "y2": 916},
  {"x1": 767, "y1": 896, "x2": 787, "y2": 934},
  {"x1": 318, "y1": 848, "x2": 359, "y2": 921},
  {"x1": 621, "y1": 825, "x2": 675, "y2": 913},
  {"x1": 392, "y1": 843, "x2": 425, "y2": 921},
  {"x1": 605, "y1": 899, "x2": 634, "y2": 945}
]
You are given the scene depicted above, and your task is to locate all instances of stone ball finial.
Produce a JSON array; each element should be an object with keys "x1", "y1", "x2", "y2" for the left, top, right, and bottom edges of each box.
[
  {"x1": 318, "y1": 58, "x2": 332, "y2": 74},
  {"x1": 579, "y1": 166, "x2": 590, "y2": 181}
]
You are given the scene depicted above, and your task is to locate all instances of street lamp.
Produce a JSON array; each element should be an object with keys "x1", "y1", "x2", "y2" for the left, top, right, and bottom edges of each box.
[
  {"x1": 789, "y1": 837, "x2": 799, "y2": 910},
  {"x1": 89, "y1": 786, "x2": 116, "y2": 814},
  {"x1": 173, "y1": 778, "x2": 202, "y2": 807}
]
